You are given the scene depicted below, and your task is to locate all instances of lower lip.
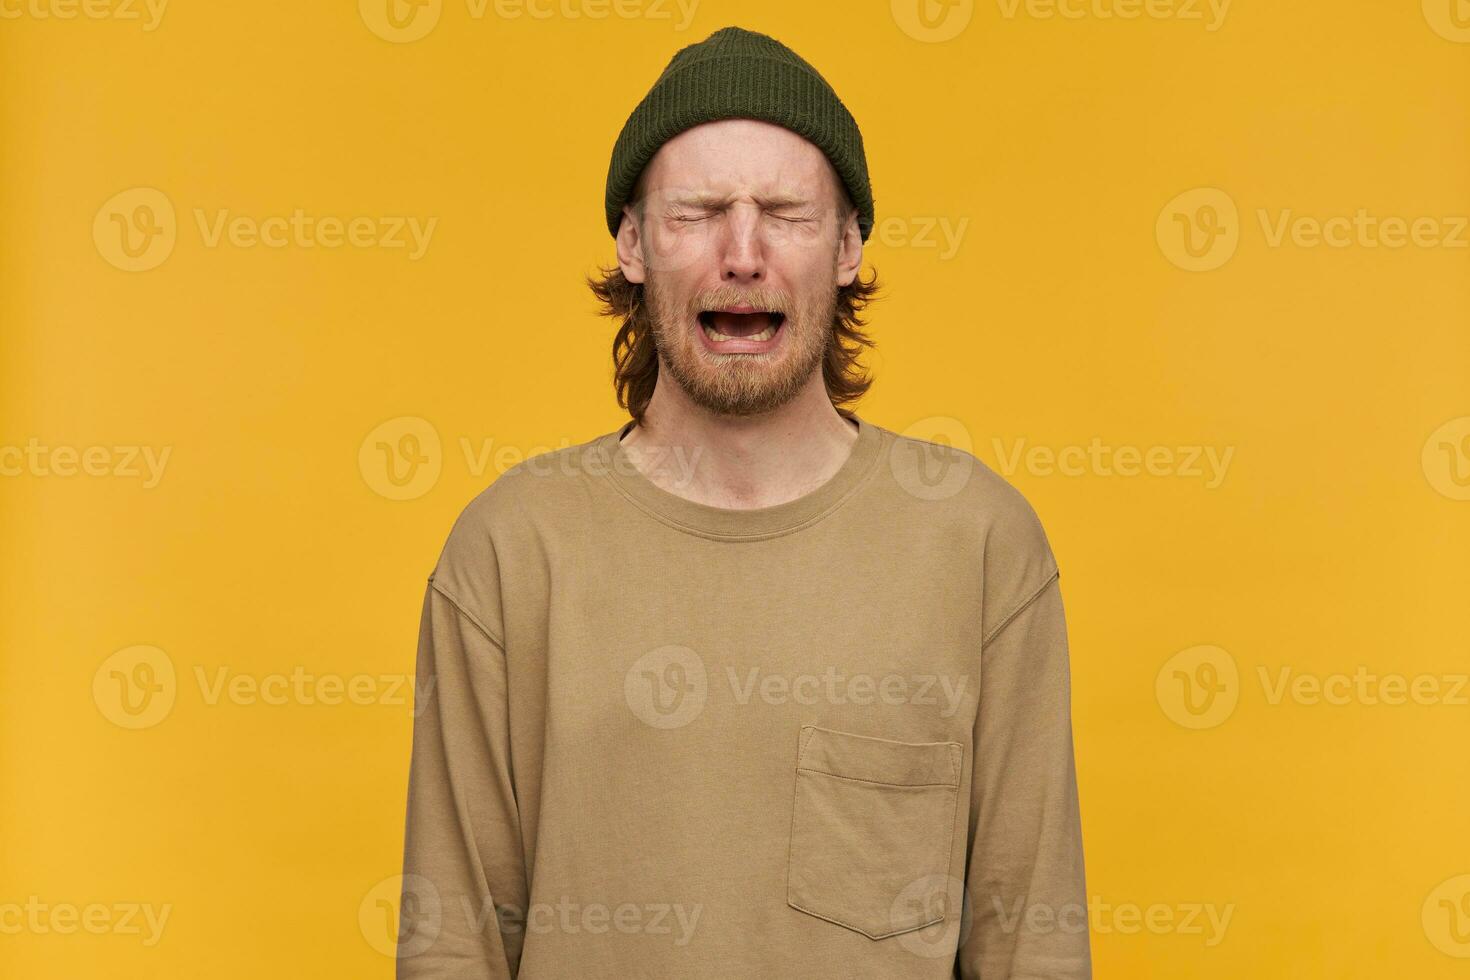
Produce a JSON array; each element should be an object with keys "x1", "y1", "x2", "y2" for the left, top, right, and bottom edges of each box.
[{"x1": 694, "y1": 316, "x2": 785, "y2": 354}]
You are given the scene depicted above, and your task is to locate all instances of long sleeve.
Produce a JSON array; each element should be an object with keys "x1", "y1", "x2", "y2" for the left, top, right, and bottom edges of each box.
[
  {"x1": 957, "y1": 570, "x2": 1091, "y2": 979},
  {"x1": 397, "y1": 579, "x2": 527, "y2": 979}
]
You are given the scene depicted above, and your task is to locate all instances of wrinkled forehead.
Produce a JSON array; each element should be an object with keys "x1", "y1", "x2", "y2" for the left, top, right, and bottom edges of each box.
[{"x1": 633, "y1": 118, "x2": 843, "y2": 208}]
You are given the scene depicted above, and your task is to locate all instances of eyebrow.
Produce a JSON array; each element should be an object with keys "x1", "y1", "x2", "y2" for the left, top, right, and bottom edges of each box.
[{"x1": 668, "y1": 191, "x2": 815, "y2": 210}]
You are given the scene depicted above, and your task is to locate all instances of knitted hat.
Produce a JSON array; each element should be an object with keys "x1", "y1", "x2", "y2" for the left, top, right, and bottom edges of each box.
[{"x1": 604, "y1": 26, "x2": 874, "y2": 242}]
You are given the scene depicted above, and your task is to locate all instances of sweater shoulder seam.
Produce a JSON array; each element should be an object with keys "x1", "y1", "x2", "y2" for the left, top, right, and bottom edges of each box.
[
  {"x1": 981, "y1": 566, "x2": 1061, "y2": 650},
  {"x1": 428, "y1": 576, "x2": 507, "y2": 653}
]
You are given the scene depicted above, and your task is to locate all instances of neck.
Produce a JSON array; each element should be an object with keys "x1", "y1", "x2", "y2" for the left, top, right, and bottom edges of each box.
[{"x1": 619, "y1": 374, "x2": 860, "y2": 509}]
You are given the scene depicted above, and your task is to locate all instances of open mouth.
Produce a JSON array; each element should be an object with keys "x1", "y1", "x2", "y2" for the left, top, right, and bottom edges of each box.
[{"x1": 696, "y1": 307, "x2": 787, "y2": 346}]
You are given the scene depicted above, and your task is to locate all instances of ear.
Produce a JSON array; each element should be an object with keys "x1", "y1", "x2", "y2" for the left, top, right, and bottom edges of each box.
[
  {"x1": 835, "y1": 208, "x2": 863, "y2": 288},
  {"x1": 616, "y1": 206, "x2": 646, "y2": 284}
]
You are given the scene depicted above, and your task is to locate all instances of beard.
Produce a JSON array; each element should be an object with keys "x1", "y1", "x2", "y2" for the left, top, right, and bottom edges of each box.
[{"x1": 643, "y1": 265, "x2": 838, "y2": 418}]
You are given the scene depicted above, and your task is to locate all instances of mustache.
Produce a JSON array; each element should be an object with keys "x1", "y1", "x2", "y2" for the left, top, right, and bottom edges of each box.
[{"x1": 688, "y1": 286, "x2": 795, "y2": 315}]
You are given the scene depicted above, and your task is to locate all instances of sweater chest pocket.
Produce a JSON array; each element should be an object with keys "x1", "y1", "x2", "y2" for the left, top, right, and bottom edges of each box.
[{"x1": 786, "y1": 725, "x2": 964, "y2": 940}]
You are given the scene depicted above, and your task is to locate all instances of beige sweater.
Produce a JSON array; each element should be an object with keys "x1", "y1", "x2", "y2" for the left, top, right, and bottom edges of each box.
[{"x1": 398, "y1": 413, "x2": 1091, "y2": 978}]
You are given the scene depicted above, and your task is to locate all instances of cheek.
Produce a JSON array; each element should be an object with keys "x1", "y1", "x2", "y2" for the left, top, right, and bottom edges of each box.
[
  {"x1": 644, "y1": 225, "x2": 715, "y2": 277},
  {"x1": 765, "y1": 233, "x2": 836, "y2": 277},
  {"x1": 786, "y1": 267, "x2": 837, "y2": 311}
]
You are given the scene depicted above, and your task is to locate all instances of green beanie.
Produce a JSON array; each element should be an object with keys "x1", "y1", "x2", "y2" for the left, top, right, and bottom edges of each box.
[{"x1": 604, "y1": 26, "x2": 875, "y2": 242}]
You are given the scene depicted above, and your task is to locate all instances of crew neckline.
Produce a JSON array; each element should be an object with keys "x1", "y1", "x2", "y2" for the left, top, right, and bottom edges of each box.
[{"x1": 594, "y1": 412, "x2": 887, "y2": 541}]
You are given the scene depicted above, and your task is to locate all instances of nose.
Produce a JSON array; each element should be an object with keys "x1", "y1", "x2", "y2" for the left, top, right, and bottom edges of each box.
[{"x1": 717, "y1": 202, "x2": 765, "y2": 284}]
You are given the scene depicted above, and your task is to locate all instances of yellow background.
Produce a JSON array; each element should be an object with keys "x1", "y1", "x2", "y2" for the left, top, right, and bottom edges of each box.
[{"x1": 2, "y1": 0, "x2": 1468, "y2": 975}]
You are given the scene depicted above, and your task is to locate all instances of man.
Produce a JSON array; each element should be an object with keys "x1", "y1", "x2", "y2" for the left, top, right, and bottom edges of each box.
[{"x1": 397, "y1": 25, "x2": 1090, "y2": 980}]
